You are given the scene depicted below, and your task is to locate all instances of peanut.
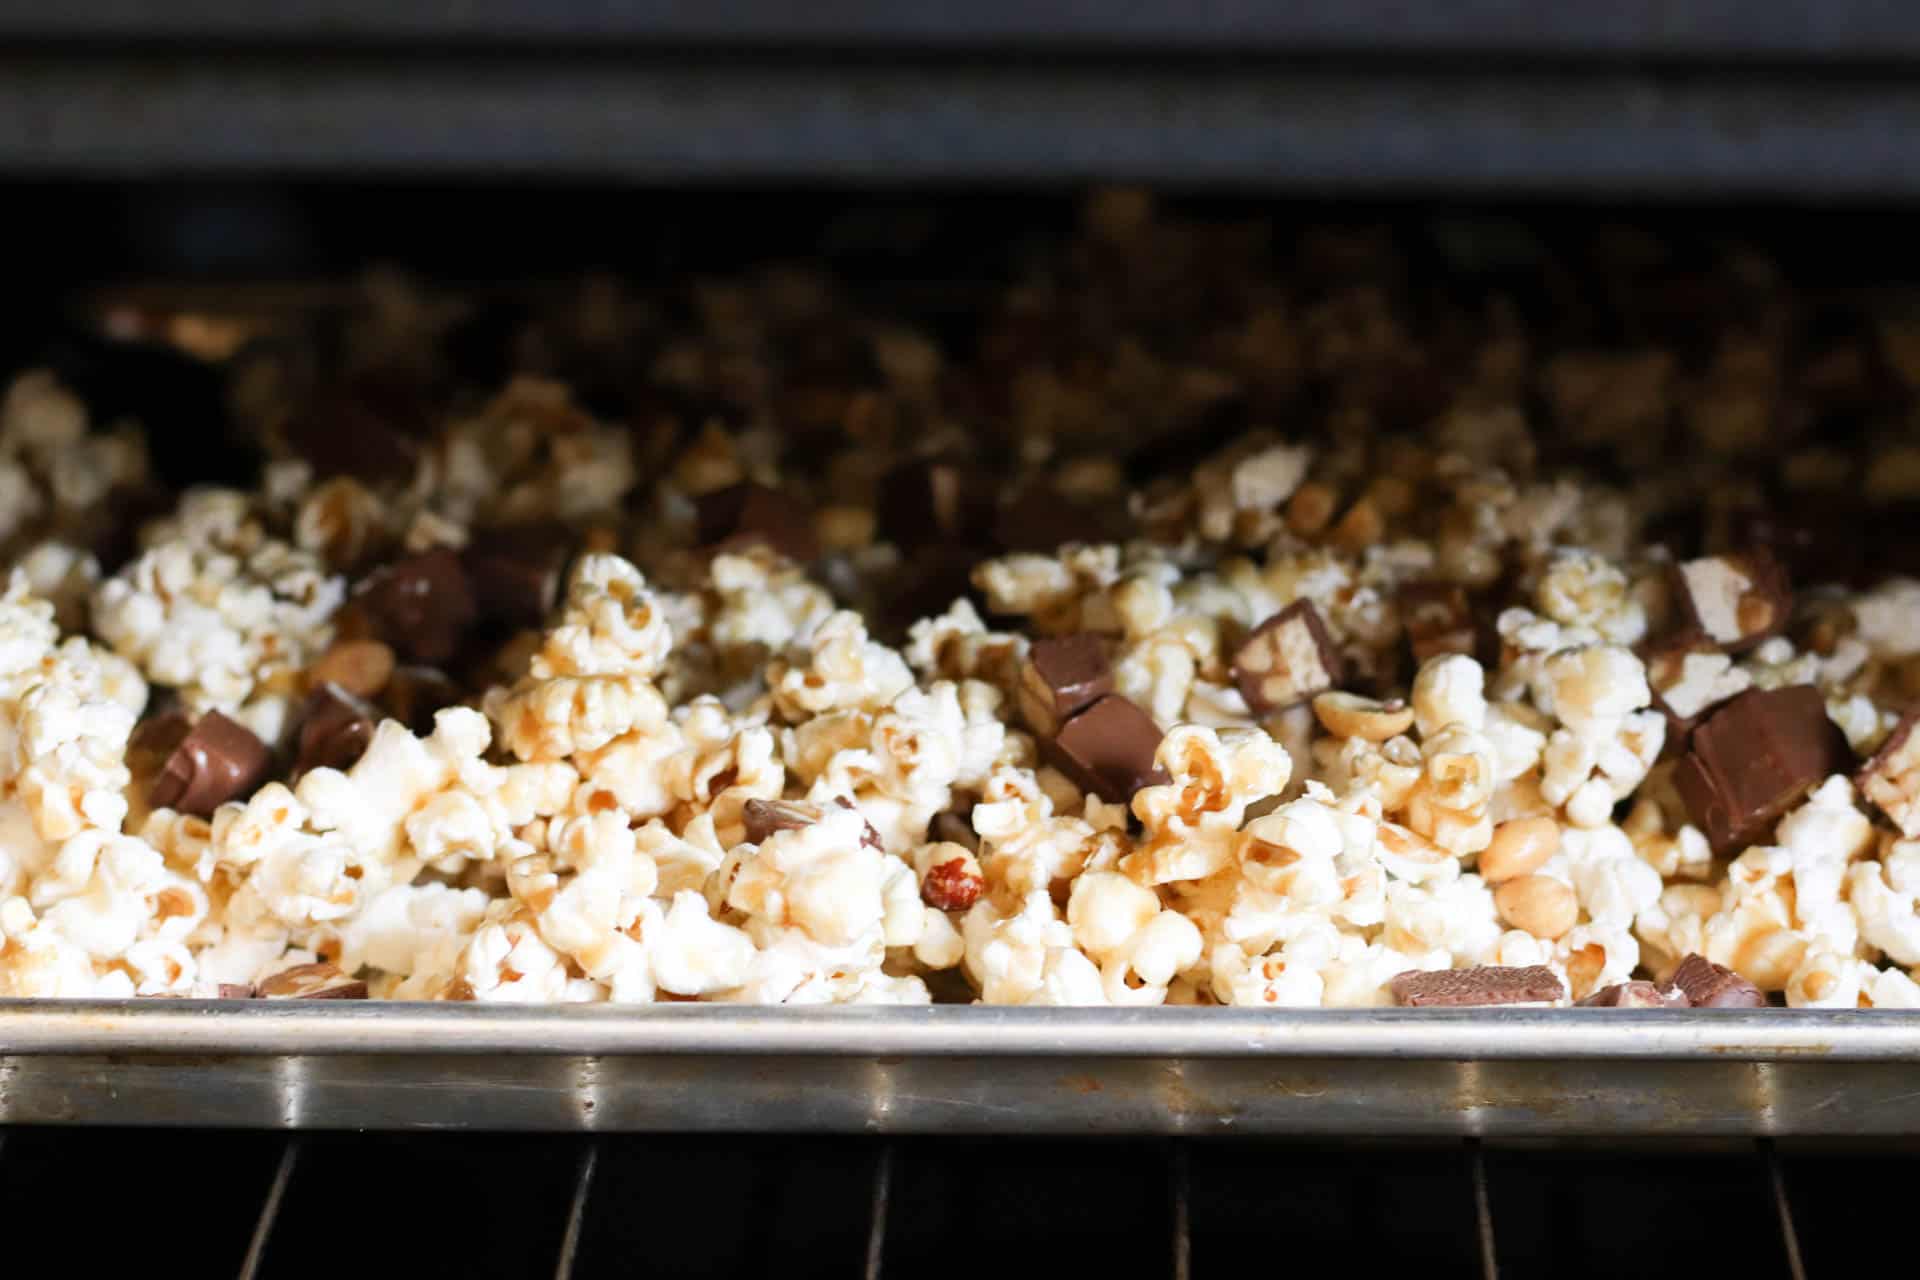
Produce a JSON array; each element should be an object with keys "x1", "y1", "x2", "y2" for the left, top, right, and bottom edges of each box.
[
  {"x1": 1311, "y1": 691, "x2": 1415, "y2": 741},
  {"x1": 1477, "y1": 815, "x2": 1560, "y2": 883},
  {"x1": 1493, "y1": 874, "x2": 1578, "y2": 939},
  {"x1": 307, "y1": 640, "x2": 395, "y2": 699}
]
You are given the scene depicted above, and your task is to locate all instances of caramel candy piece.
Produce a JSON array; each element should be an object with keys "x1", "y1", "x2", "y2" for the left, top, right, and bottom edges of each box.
[
  {"x1": 695, "y1": 482, "x2": 819, "y2": 563},
  {"x1": 1018, "y1": 634, "x2": 1114, "y2": 736},
  {"x1": 257, "y1": 962, "x2": 369, "y2": 1000},
  {"x1": 878, "y1": 459, "x2": 996, "y2": 550},
  {"x1": 1049, "y1": 694, "x2": 1170, "y2": 804},
  {"x1": 295, "y1": 683, "x2": 379, "y2": 776},
  {"x1": 356, "y1": 548, "x2": 478, "y2": 665},
  {"x1": 740, "y1": 797, "x2": 883, "y2": 852},
  {"x1": 1673, "y1": 548, "x2": 1790, "y2": 652},
  {"x1": 1664, "y1": 954, "x2": 1765, "y2": 1008},
  {"x1": 1673, "y1": 685, "x2": 1851, "y2": 856},
  {"x1": 1389, "y1": 965, "x2": 1565, "y2": 1007},
  {"x1": 1399, "y1": 582, "x2": 1476, "y2": 664},
  {"x1": 150, "y1": 711, "x2": 270, "y2": 818},
  {"x1": 461, "y1": 522, "x2": 575, "y2": 629},
  {"x1": 1858, "y1": 709, "x2": 1920, "y2": 838},
  {"x1": 1233, "y1": 601, "x2": 1342, "y2": 713},
  {"x1": 1577, "y1": 980, "x2": 1689, "y2": 1008}
]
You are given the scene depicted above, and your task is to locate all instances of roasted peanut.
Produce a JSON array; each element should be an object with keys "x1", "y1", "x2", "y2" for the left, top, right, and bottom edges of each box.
[
  {"x1": 1477, "y1": 815, "x2": 1560, "y2": 883},
  {"x1": 1494, "y1": 874, "x2": 1578, "y2": 939},
  {"x1": 1311, "y1": 690, "x2": 1415, "y2": 741}
]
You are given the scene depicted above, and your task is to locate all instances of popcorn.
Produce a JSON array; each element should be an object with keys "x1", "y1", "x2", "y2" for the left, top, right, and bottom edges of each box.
[{"x1": 1125, "y1": 726, "x2": 1292, "y2": 884}]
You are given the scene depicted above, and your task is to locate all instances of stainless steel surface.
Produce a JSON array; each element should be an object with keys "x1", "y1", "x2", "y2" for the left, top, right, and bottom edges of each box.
[{"x1": 3, "y1": 1003, "x2": 1920, "y2": 1134}]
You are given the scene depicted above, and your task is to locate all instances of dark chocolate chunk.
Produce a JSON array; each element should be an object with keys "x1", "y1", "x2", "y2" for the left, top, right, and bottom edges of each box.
[
  {"x1": 1049, "y1": 694, "x2": 1170, "y2": 804},
  {"x1": 878, "y1": 459, "x2": 996, "y2": 550},
  {"x1": 1399, "y1": 582, "x2": 1477, "y2": 665},
  {"x1": 295, "y1": 683, "x2": 379, "y2": 776},
  {"x1": 1389, "y1": 965, "x2": 1565, "y2": 1007},
  {"x1": 1577, "y1": 980, "x2": 1690, "y2": 1008},
  {"x1": 461, "y1": 522, "x2": 576, "y2": 629},
  {"x1": 695, "y1": 482, "x2": 819, "y2": 563},
  {"x1": 150, "y1": 711, "x2": 271, "y2": 818},
  {"x1": 1673, "y1": 685, "x2": 1851, "y2": 856},
  {"x1": 257, "y1": 962, "x2": 369, "y2": 1000},
  {"x1": 383, "y1": 665, "x2": 463, "y2": 736},
  {"x1": 284, "y1": 382, "x2": 425, "y2": 488},
  {"x1": 1233, "y1": 600, "x2": 1343, "y2": 713},
  {"x1": 1642, "y1": 639, "x2": 1742, "y2": 755},
  {"x1": 991, "y1": 483, "x2": 1125, "y2": 555},
  {"x1": 1857, "y1": 708, "x2": 1920, "y2": 838},
  {"x1": 1664, "y1": 954, "x2": 1765, "y2": 1008},
  {"x1": 355, "y1": 548, "x2": 478, "y2": 665},
  {"x1": 1672, "y1": 548, "x2": 1791, "y2": 653},
  {"x1": 1018, "y1": 634, "x2": 1115, "y2": 735}
]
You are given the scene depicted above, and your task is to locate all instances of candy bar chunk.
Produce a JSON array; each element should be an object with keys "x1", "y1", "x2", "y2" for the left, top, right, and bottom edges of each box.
[
  {"x1": 878, "y1": 459, "x2": 996, "y2": 550},
  {"x1": 356, "y1": 548, "x2": 479, "y2": 665},
  {"x1": 257, "y1": 962, "x2": 369, "y2": 1000},
  {"x1": 150, "y1": 711, "x2": 271, "y2": 818},
  {"x1": 741, "y1": 797, "x2": 884, "y2": 852},
  {"x1": 1389, "y1": 965, "x2": 1565, "y2": 1007},
  {"x1": 461, "y1": 522, "x2": 576, "y2": 629},
  {"x1": 295, "y1": 683, "x2": 379, "y2": 776},
  {"x1": 1644, "y1": 640, "x2": 1753, "y2": 755},
  {"x1": 1577, "y1": 980, "x2": 1689, "y2": 1008},
  {"x1": 1400, "y1": 582, "x2": 1476, "y2": 664},
  {"x1": 1233, "y1": 601, "x2": 1343, "y2": 714},
  {"x1": 991, "y1": 482, "x2": 1123, "y2": 554},
  {"x1": 1050, "y1": 694, "x2": 1170, "y2": 804},
  {"x1": 1664, "y1": 954, "x2": 1765, "y2": 1008},
  {"x1": 695, "y1": 482, "x2": 818, "y2": 563},
  {"x1": 1673, "y1": 685, "x2": 1851, "y2": 856},
  {"x1": 1673, "y1": 548, "x2": 1790, "y2": 652},
  {"x1": 1858, "y1": 709, "x2": 1920, "y2": 837},
  {"x1": 1018, "y1": 634, "x2": 1115, "y2": 736}
]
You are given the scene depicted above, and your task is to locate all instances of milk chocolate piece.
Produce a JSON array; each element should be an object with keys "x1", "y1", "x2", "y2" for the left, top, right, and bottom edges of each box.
[
  {"x1": 1674, "y1": 685, "x2": 1851, "y2": 856},
  {"x1": 150, "y1": 711, "x2": 271, "y2": 818},
  {"x1": 1389, "y1": 965, "x2": 1565, "y2": 1007},
  {"x1": 1399, "y1": 583, "x2": 1476, "y2": 664},
  {"x1": 1233, "y1": 601, "x2": 1343, "y2": 713},
  {"x1": 462, "y1": 522, "x2": 575, "y2": 629},
  {"x1": 1577, "y1": 980, "x2": 1689, "y2": 1008},
  {"x1": 257, "y1": 962, "x2": 369, "y2": 1000},
  {"x1": 878, "y1": 459, "x2": 996, "y2": 550},
  {"x1": 1018, "y1": 634, "x2": 1114, "y2": 736},
  {"x1": 1857, "y1": 709, "x2": 1920, "y2": 837},
  {"x1": 1673, "y1": 548, "x2": 1791, "y2": 652},
  {"x1": 1049, "y1": 694, "x2": 1170, "y2": 803},
  {"x1": 356, "y1": 547, "x2": 478, "y2": 665},
  {"x1": 295, "y1": 683, "x2": 379, "y2": 776},
  {"x1": 741, "y1": 797, "x2": 883, "y2": 852},
  {"x1": 695, "y1": 482, "x2": 819, "y2": 563},
  {"x1": 1664, "y1": 953, "x2": 1765, "y2": 1008},
  {"x1": 1643, "y1": 639, "x2": 1746, "y2": 754},
  {"x1": 384, "y1": 665, "x2": 463, "y2": 735}
]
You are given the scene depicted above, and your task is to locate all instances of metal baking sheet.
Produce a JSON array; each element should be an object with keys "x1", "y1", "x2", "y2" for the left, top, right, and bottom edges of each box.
[{"x1": 5, "y1": 1003, "x2": 1919, "y2": 1136}]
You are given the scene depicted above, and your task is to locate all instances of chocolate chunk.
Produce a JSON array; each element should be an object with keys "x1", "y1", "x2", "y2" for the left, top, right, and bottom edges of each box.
[
  {"x1": 383, "y1": 665, "x2": 463, "y2": 736},
  {"x1": 878, "y1": 459, "x2": 996, "y2": 550},
  {"x1": 1018, "y1": 634, "x2": 1115, "y2": 736},
  {"x1": 1664, "y1": 954, "x2": 1765, "y2": 1008},
  {"x1": 1389, "y1": 965, "x2": 1565, "y2": 1007},
  {"x1": 1642, "y1": 639, "x2": 1746, "y2": 754},
  {"x1": 1857, "y1": 709, "x2": 1920, "y2": 837},
  {"x1": 461, "y1": 522, "x2": 576, "y2": 630},
  {"x1": 1233, "y1": 601, "x2": 1343, "y2": 713},
  {"x1": 295, "y1": 683, "x2": 379, "y2": 776},
  {"x1": 929, "y1": 807, "x2": 980, "y2": 853},
  {"x1": 150, "y1": 711, "x2": 271, "y2": 818},
  {"x1": 355, "y1": 548, "x2": 478, "y2": 665},
  {"x1": 741, "y1": 797, "x2": 883, "y2": 852},
  {"x1": 284, "y1": 382, "x2": 426, "y2": 488},
  {"x1": 1673, "y1": 685, "x2": 1851, "y2": 856},
  {"x1": 695, "y1": 482, "x2": 819, "y2": 563},
  {"x1": 306, "y1": 639, "x2": 395, "y2": 700},
  {"x1": 1672, "y1": 548, "x2": 1791, "y2": 653},
  {"x1": 257, "y1": 962, "x2": 369, "y2": 1000},
  {"x1": 1577, "y1": 980, "x2": 1689, "y2": 1008},
  {"x1": 991, "y1": 483, "x2": 1124, "y2": 554},
  {"x1": 1049, "y1": 694, "x2": 1170, "y2": 804},
  {"x1": 1399, "y1": 582, "x2": 1477, "y2": 665}
]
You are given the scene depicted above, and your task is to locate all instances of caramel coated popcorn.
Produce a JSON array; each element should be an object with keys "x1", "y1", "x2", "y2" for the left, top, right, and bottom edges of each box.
[{"x1": 7, "y1": 194, "x2": 1920, "y2": 1009}]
